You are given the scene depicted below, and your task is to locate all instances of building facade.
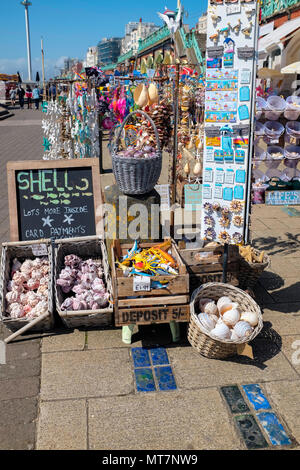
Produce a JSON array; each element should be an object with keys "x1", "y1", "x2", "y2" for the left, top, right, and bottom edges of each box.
[
  {"x1": 121, "y1": 20, "x2": 160, "y2": 54},
  {"x1": 84, "y1": 47, "x2": 98, "y2": 68},
  {"x1": 97, "y1": 38, "x2": 122, "y2": 66}
]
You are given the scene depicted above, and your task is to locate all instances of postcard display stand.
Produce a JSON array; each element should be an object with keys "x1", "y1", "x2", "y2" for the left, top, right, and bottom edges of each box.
[{"x1": 201, "y1": 1, "x2": 259, "y2": 245}]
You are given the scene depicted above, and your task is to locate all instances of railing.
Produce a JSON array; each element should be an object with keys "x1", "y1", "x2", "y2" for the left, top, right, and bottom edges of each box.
[
  {"x1": 137, "y1": 25, "x2": 170, "y2": 53},
  {"x1": 180, "y1": 28, "x2": 205, "y2": 72},
  {"x1": 261, "y1": 0, "x2": 300, "y2": 19},
  {"x1": 117, "y1": 49, "x2": 135, "y2": 64},
  {"x1": 102, "y1": 63, "x2": 117, "y2": 71}
]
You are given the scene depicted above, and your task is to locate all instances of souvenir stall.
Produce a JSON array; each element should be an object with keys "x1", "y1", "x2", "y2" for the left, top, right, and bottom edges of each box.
[
  {"x1": 42, "y1": 77, "x2": 100, "y2": 160},
  {"x1": 0, "y1": 2, "x2": 270, "y2": 361}
]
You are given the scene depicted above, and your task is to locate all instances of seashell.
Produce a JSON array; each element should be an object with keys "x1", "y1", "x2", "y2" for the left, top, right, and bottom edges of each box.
[
  {"x1": 198, "y1": 297, "x2": 213, "y2": 311},
  {"x1": 211, "y1": 322, "x2": 231, "y2": 340},
  {"x1": 197, "y1": 312, "x2": 217, "y2": 332},
  {"x1": 184, "y1": 162, "x2": 190, "y2": 175},
  {"x1": 204, "y1": 301, "x2": 218, "y2": 316},
  {"x1": 148, "y1": 83, "x2": 158, "y2": 106},
  {"x1": 134, "y1": 84, "x2": 149, "y2": 108},
  {"x1": 222, "y1": 308, "x2": 240, "y2": 327},
  {"x1": 240, "y1": 311, "x2": 259, "y2": 327},
  {"x1": 193, "y1": 162, "x2": 202, "y2": 176},
  {"x1": 219, "y1": 302, "x2": 239, "y2": 316},
  {"x1": 230, "y1": 330, "x2": 240, "y2": 342},
  {"x1": 217, "y1": 296, "x2": 232, "y2": 312},
  {"x1": 234, "y1": 321, "x2": 254, "y2": 339}
]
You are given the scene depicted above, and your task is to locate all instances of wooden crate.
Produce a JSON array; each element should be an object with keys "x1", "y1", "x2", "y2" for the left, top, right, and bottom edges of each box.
[
  {"x1": 190, "y1": 271, "x2": 239, "y2": 292},
  {"x1": 111, "y1": 239, "x2": 190, "y2": 326}
]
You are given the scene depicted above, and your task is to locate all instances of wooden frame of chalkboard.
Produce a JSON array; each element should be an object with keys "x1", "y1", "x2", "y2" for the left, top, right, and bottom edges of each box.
[{"x1": 7, "y1": 158, "x2": 103, "y2": 242}]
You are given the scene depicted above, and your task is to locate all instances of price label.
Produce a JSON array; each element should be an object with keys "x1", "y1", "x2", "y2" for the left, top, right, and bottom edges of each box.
[
  {"x1": 31, "y1": 244, "x2": 48, "y2": 256},
  {"x1": 133, "y1": 276, "x2": 151, "y2": 292},
  {"x1": 227, "y1": 3, "x2": 241, "y2": 15}
]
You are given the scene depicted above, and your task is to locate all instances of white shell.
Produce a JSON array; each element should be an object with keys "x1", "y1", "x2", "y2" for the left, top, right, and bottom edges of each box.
[
  {"x1": 184, "y1": 162, "x2": 190, "y2": 175},
  {"x1": 222, "y1": 308, "x2": 240, "y2": 327},
  {"x1": 219, "y1": 302, "x2": 239, "y2": 316},
  {"x1": 197, "y1": 313, "x2": 217, "y2": 332},
  {"x1": 198, "y1": 298, "x2": 213, "y2": 311},
  {"x1": 234, "y1": 321, "x2": 254, "y2": 338},
  {"x1": 217, "y1": 296, "x2": 232, "y2": 312},
  {"x1": 204, "y1": 301, "x2": 218, "y2": 316},
  {"x1": 230, "y1": 330, "x2": 240, "y2": 342},
  {"x1": 240, "y1": 311, "x2": 259, "y2": 327},
  {"x1": 193, "y1": 162, "x2": 202, "y2": 176},
  {"x1": 210, "y1": 322, "x2": 231, "y2": 340}
]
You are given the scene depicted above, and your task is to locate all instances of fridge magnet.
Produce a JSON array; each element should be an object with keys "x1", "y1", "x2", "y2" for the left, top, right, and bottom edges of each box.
[
  {"x1": 210, "y1": 30, "x2": 220, "y2": 44},
  {"x1": 239, "y1": 86, "x2": 250, "y2": 102},
  {"x1": 240, "y1": 69, "x2": 251, "y2": 84},
  {"x1": 203, "y1": 185, "x2": 213, "y2": 199},
  {"x1": 206, "y1": 136, "x2": 221, "y2": 146},
  {"x1": 245, "y1": 7, "x2": 255, "y2": 19},
  {"x1": 225, "y1": 169, "x2": 235, "y2": 184},
  {"x1": 213, "y1": 202, "x2": 221, "y2": 212},
  {"x1": 224, "y1": 151, "x2": 234, "y2": 162},
  {"x1": 204, "y1": 202, "x2": 213, "y2": 213},
  {"x1": 214, "y1": 184, "x2": 223, "y2": 199},
  {"x1": 233, "y1": 137, "x2": 248, "y2": 148},
  {"x1": 233, "y1": 215, "x2": 244, "y2": 227},
  {"x1": 242, "y1": 22, "x2": 253, "y2": 37},
  {"x1": 224, "y1": 52, "x2": 234, "y2": 67},
  {"x1": 211, "y1": 13, "x2": 221, "y2": 26},
  {"x1": 214, "y1": 149, "x2": 224, "y2": 162},
  {"x1": 204, "y1": 228, "x2": 216, "y2": 241},
  {"x1": 204, "y1": 167, "x2": 214, "y2": 182},
  {"x1": 234, "y1": 185, "x2": 245, "y2": 200},
  {"x1": 221, "y1": 206, "x2": 230, "y2": 218},
  {"x1": 232, "y1": 232, "x2": 243, "y2": 244},
  {"x1": 206, "y1": 147, "x2": 215, "y2": 162},
  {"x1": 210, "y1": 0, "x2": 224, "y2": 4},
  {"x1": 207, "y1": 57, "x2": 223, "y2": 68},
  {"x1": 204, "y1": 215, "x2": 215, "y2": 227},
  {"x1": 230, "y1": 200, "x2": 243, "y2": 213},
  {"x1": 236, "y1": 169, "x2": 246, "y2": 183},
  {"x1": 238, "y1": 104, "x2": 249, "y2": 120},
  {"x1": 222, "y1": 134, "x2": 233, "y2": 151},
  {"x1": 237, "y1": 46, "x2": 255, "y2": 59},
  {"x1": 232, "y1": 19, "x2": 241, "y2": 34},
  {"x1": 215, "y1": 168, "x2": 225, "y2": 183},
  {"x1": 235, "y1": 149, "x2": 245, "y2": 163},
  {"x1": 207, "y1": 46, "x2": 224, "y2": 58},
  {"x1": 223, "y1": 187, "x2": 234, "y2": 201},
  {"x1": 220, "y1": 24, "x2": 231, "y2": 37},
  {"x1": 219, "y1": 231, "x2": 231, "y2": 244},
  {"x1": 220, "y1": 216, "x2": 231, "y2": 228}
]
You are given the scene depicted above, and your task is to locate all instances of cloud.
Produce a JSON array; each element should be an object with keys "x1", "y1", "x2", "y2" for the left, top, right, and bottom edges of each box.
[{"x1": 0, "y1": 56, "x2": 68, "y2": 80}]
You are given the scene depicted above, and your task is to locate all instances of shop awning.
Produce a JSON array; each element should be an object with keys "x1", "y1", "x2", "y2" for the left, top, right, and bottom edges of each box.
[{"x1": 258, "y1": 17, "x2": 300, "y2": 56}]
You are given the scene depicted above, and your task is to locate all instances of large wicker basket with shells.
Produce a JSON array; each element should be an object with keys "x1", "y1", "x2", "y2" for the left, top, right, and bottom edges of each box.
[
  {"x1": 111, "y1": 110, "x2": 162, "y2": 195},
  {"x1": 188, "y1": 283, "x2": 263, "y2": 359},
  {"x1": 237, "y1": 246, "x2": 270, "y2": 289}
]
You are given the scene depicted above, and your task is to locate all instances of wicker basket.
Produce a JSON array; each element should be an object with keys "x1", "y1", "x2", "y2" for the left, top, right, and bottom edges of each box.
[
  {"x1": 111, "y1": 110, "x2": 162, "y2": 195},
  {"x1": 188, "y1": 283, "x2": 263, "y2": 359},
  {"x1": 0, "y1": 240, "x2": 54, "y2": 333},
  {"x1": 55, "y1": 236, "x2": 113, "y2": 329},
  {"x1": 238, "y1": 249, "x2": 270, "y2": 289}
]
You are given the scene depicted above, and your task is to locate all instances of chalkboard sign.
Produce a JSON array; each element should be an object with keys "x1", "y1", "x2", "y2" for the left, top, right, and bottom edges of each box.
[{"x1": 7, "y1": 159, "x2": 102, "y2": 241}]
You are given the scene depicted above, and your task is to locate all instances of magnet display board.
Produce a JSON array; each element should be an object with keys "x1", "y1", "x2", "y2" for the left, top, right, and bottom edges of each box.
[
  {"x1": 7, "y1": 159, "x2": 102, "y2": 241},
  {"x1": 201, "y1": 0, "x2": 258, "y2": 245}
]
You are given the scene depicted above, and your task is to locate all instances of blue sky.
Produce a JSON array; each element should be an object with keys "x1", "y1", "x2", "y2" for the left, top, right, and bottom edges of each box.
[{"x1": 0, "y1": 0, "x2": 206, "y2": 80}]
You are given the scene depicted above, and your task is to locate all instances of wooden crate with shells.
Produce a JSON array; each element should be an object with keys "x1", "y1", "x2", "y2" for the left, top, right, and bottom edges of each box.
[{"x1": 0, "y1": 240, "x2": 54, "y2": 333}]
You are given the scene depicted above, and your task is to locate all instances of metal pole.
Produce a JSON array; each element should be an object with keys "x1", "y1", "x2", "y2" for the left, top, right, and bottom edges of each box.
[
  {"x1": 21, "y1": 1, "x2": 32, "y2": 81},
  {"x1": 41, "y1": 37, "x2": 46, "y2": 100}
]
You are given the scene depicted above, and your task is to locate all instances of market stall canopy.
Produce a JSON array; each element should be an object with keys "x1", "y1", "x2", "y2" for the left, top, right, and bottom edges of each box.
[
  {"x1": 281, "y1": 61, "x2": 300, "y2": 74},
  {"x1": 257, "y1": 68, "x2": 284, "y2": 79},
  {"x1": 258, "y1": 17, "x2": 300, "y2": 58}
]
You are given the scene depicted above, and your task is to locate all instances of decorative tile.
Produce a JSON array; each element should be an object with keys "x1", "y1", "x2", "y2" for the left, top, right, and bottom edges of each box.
[
  {"x1": 242, "y1": 384, "x2": 272, "y2": 411},
  {"x1": 134, "y1": 368, "x2": 156, "y2": 393},
  {"x1": 235, "y1": 414, "x2": 269, "y2": 449},
  {"x1": 154, "y1": 366, "x2": 177, "y2": 391},
  {"x1": 256, "y1": 412, "x2": 292, "y2": 447},
  {"x1": 221, "y1": 386, "x2": 250, "y2": 414},
  {"x1": 150, "y1": 348, "x2": 169, "y2": 366},
  {"x1": 131, "y1": 348, "x2": 151, "y2": 368}
]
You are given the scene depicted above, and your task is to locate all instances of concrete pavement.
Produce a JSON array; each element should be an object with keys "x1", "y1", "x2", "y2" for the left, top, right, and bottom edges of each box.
[{"x1": 0, "y1": 108, "x2": 300, "y2": 450}]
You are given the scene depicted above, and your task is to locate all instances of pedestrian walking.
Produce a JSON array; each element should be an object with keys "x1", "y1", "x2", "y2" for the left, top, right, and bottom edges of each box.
[
  {"x1": 25, "y1": 85, "x2": 33, "y2": 109},
  {"x1": 49, "y1": 83, "x2": 56, "y2": 101},
  {"x1": 9, "y1": 88, "x2": 17, "y2": 108},
  {"x1": 32, "y1": 85, "x2": 40, "y2": 110},
  {"x1": 17, "y1": 85, "x2": 25, "y2": 109}
]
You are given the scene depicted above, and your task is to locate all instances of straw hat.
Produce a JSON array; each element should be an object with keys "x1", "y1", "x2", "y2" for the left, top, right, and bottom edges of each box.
[
  {"x1": 133, "y1": 84, "x2": 149, "y2": 108},
  {"x1": 148, "y1": 83, "x2": 158, "y2": 106}
]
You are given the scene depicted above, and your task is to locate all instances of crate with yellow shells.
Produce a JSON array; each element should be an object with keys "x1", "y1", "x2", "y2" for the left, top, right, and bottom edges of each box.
[
  {"x1": 188, "y1": 283, "x2": 263, "y2": 359},
  {"x1": 237, "y1": 245, "x2": 270, "y2": 290}
]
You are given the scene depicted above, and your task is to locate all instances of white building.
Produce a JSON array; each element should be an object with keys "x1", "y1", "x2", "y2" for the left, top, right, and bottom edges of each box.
[
  {"x1": 197, "y1": 12, "x2": 207, "y2": 34},
  {"x1": 121, "y1": 20, "x2": 160, "y2": 54},
  {"x1": 84, "y1": 47, "x2": 98, "y2": 68}
]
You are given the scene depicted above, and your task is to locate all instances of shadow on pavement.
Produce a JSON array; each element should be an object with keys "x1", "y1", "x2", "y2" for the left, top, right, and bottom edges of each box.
[{"x1": 252, "y1": 233, "x2": 300, "y2": 257}]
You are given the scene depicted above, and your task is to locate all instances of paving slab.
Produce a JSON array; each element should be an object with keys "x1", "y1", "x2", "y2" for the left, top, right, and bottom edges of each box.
[
  {"x1": 279, "y1": 335, "x2": 300, "y2": 374},
  {"x1": 37, "y1": 399, "x2": 87, "y2": 450},
  {"x1": 88, "y1": 389, "x2": 244, "y2": 450},
  {"x1": 0, "y1": 397, "x2": 38, "y2": 424},
  {"x1": 41, "y1": 329, "x2": 86, "y2": 353},
  {"x1": 41, "y1": 349, "x2": 134, "y2": 400},
  {"x1": 262, "y1": 307, "x2": 300, "y2": 336},
  {"x1": 268, "y1": 278, "x2": 300, "y2": 303},
  {"x1": 167, "y1": 342, "x2": 298, "y2": 390},
  {"x1": 264, "y1": 380, "x2": 300, "y2": 445},
  {"x1": 87, "y1": 328, "x2": 142, "y2": 350},
  {"x1": 0, "y1": 422, "x2": 36, "y2": 450},
  {"x1": 0, "y1": 356, "x2": 40, "y2": 380},
  {"x1": 0, "y1": 376, "x2": 40, "y2": 401}
]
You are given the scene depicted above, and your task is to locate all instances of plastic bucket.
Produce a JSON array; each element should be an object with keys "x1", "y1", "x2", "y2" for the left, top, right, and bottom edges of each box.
[
  {"x1": 254, "y1": 146, "x2": 266, "y2": 161},
  {"x1": 266, "y1": 145, "x2": 284, "y2": 160},
  {"x1": 255, "y1": 121, "x2": 265, "y2": 136},
  {"x1": 265, "y1": 96, "x2": 286, "y2": 120},
  {"x1": 256, "y1": 97, "x2": 266, "y2": 119},
  {"x1": 264, "y1": 121, "x2": 285, "y2": 141},
  {"x1": 252, "y1": 184, "x2": 269, "y2": 204},
  {"x1": 284, "y1": 96, "x2": 300, "y2": 120}
]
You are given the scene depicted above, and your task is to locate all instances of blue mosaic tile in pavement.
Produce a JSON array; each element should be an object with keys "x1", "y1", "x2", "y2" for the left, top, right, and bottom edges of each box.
[
  {"x1": 150, "y1": 347, "x2": 170, "y2": 366},
  {"x1": 221, "y1": 386, "x2": 250, "y2": 414},
  {"x1": 134, "y1": 368, "x2": 156, "y2": 392},
  {"x1": 131, "y1": 348, "x2": 151, "y2": 368},
  {"x1": 256, "y1": 412, "x2": 292, "y2": 447},
  {"x1": 242, "y1": 384, "x2": 272, "y2": 411},
  {"x1": 235, "y1": 414, "x2": 269, "y2": 449},
  {"x1": 154, "y1": 366, "x2": 177, "y2": 391}
]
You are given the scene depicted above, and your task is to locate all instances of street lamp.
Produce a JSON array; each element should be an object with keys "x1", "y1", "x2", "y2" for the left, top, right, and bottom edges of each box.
[{"x1": 21, "y1": 1, "x2": 32, "y2": 81}]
